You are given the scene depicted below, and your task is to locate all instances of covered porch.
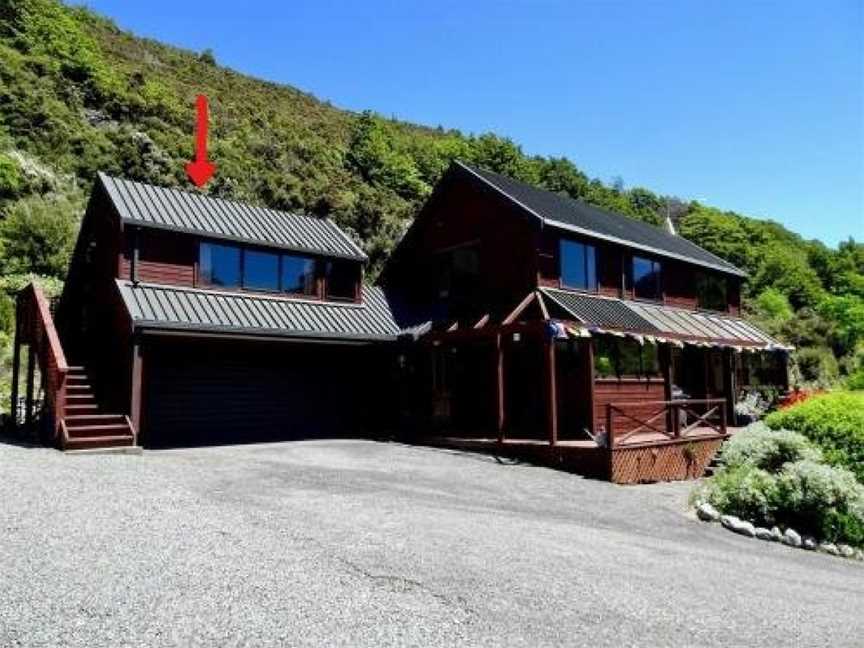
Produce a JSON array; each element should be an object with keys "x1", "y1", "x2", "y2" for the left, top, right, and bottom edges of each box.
[{"x1": 407, "y1": 289, "x2": 789, "y2": 483}]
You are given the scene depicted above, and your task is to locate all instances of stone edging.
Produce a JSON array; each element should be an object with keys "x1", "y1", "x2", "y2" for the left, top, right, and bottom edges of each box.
[{"x1": 695, "y1": 502, "x2": 864, "y2": 561}]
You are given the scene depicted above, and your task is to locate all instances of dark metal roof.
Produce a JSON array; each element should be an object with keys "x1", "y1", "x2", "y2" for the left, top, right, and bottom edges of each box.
[
  {"x1": 98, "y1": 173, "x2": 366, "y2": 261},
  {"x1": 116, "y1": 281, "x2": 400, "y2": 342},
  {"x1": 458, "y1": 162, "x2": 746, "y2": 278},
  {"x1": 541, "y1": 288, "x2": 787, "y2": 349}
]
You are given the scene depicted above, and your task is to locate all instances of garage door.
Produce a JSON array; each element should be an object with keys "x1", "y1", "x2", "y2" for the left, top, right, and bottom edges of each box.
[{"x1": 142, "y1": 337, "x2": 387, "y2": 447}]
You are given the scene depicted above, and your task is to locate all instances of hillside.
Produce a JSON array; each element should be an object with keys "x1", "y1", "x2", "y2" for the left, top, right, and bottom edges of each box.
[{"x1": 0, "y1": 0, "x2": 862, "y2": 398}]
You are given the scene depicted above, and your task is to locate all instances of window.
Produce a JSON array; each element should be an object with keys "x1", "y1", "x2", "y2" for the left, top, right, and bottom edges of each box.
[
  {"x1": 282, "y1": 255, "x2": 316, "y2": 295},
  {"x1": 560, "y1": 240, "x2": 597, "y2": 291},
  {"x1": 697, "y1": 273, "x2": 728, "y2": 311},
  {"x1": 326, "y1": 260, "x2": 357, "y2": 300},
  {"x1": 243, "y1": 249, "x2": 280, "y2": 291},
  {"x1": 632, "y1": 256, "x2": 662, "y2": 300},
  {"x1": 199, "y1": 242, "x2": 240, "y2": 288},
  {"x1": 436, "y1": 244, "x2": 480, "y2": 300},
  {"x1": 594, "y1": 337, "x2": 660, "y2": 378}
]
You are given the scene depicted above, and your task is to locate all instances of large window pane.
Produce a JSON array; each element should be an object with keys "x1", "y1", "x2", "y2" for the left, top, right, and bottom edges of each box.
[
  {"x1": 199, "y1": 242, "x2": 240, "y2": 288},
  {"x1": 326, "y1": 260, "x2": 357, "y2": 300},
  {"x1": 243, "y1": 249, "x2": 280, "y2": 291},
  {"x1": 560, "y1": 240, "x2": 597, "y2": 291},
  {"x1": 632, "y1": 256, "x2": 662, "y2": 300},
  {"x1": 697, "y1": 273, "x2": 727, "y2": 311},
  {"x1": 282, "y1": 255, "x2": 316, "y2": 295}
]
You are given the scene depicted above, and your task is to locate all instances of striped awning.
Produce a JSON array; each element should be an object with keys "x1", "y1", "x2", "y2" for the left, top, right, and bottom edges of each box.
[{"x1": 540, "y1": 288, "x2": 790, "y2": 351}]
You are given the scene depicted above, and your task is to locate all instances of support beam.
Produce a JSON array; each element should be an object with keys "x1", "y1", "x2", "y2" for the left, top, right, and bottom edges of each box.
[
  {"x1": 584, "y1": 338, "x2": 596, "y2": 436},
  {"x1": 130, "y1": 336, "x2": 143, "y2": 439},
  {"x1": 495, "y1": 333, "x2": 505, "y2": 443},
  {"x1": 545, "y1": 337, "x2": 558, "y2": 446},
  {"x1": 10, "y1": 325, "x2": 21, "y2": 427},
  {"x1": 24, "y1": 345, "x2": 36, "y2": 432}
]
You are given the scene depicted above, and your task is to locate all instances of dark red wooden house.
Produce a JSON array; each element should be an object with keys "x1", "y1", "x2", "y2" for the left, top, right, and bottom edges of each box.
[{"x1": 10, "y1": 163, "x2": 789, "y2": 481}]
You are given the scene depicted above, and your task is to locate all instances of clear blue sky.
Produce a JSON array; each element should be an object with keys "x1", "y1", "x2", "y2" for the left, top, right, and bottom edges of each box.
[{"x1": 77, "y1": 0, "x2": 863, "y2": 247}]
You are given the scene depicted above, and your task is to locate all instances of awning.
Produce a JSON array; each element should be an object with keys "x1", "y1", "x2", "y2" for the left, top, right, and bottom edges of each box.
[{"x1": 540, "y1": 287, "x2": 791, "y2": 351}]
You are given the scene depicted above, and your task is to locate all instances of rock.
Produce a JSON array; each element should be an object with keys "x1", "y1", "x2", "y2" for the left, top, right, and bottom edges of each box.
[
  {"x1": 819, "y1": 543, "x2": 839, "y2": 556},
  {"x1": 802, "y1": 536, "x2": 817, "y2": 550},
  {"x1": 720, "y1": 515, "x2": 755, "y2": 538},
  {"x1": 855, "y1": 550, "x2": 864, "y2": 562},
  {"x1": 754, "y1": 527, "x2": 774, "y2": 541},
  {"x1": 697, "y1": 503, "x2": 720, "y2": 522},
  {"x1": 782, "y1": 528, "x2": 802, "y2": 548},
  {"x1": 838, "y1": 544, "x2": 856, "y2": 558},
  {"x1": 771, "y1": 526, "x2": 783, "y2": 542}
]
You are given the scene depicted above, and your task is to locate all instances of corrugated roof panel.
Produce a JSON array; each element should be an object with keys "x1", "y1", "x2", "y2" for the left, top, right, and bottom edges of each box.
[
  {"x1": 116, "y1": 281, "x2": 401, "y2": 341},
  {"x1": 540, "y1": 287, "x2": 786, "y2": 349},
  {"x1": 98, "y1": 173, "x2": 366, "y2": 261}
]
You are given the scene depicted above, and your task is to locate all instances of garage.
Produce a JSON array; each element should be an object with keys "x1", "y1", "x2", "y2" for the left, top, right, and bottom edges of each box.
[{"x1": 141, "y1": 336, "x2": 392, "y2": 447}]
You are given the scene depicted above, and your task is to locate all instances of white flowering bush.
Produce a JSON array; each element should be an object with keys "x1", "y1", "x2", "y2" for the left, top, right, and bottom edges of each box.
[{"x1": 718, "y1": 422, "x2": 822, "y2": 473}]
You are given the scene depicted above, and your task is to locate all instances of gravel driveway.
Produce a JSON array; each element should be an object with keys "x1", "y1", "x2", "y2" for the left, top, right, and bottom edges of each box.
[{"x1": 0, "y1": 439, "x2": 861, "y2": 647}]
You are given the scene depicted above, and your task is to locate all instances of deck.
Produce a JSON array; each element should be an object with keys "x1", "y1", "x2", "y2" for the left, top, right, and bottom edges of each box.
[{"x1": 420, "y1": 425, "x2": 740, "y2": 484}]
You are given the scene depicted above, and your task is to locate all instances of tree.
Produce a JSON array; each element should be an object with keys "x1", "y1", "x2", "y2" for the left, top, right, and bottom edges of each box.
[{"x1": 0, "y1": 195, "x2": 78, "y2": 277}]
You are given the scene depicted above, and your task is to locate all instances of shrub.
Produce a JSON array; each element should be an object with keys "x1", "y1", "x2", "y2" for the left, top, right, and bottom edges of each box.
[
  {"x1": 718, "y1": 423, "x2": 822, "y2": 473},
  {"x1": 847, "y1": 368, "x2": 864, "y2": 391},
  {"x1": 773, "y1": 460, "x2": 864, "y2": 544},
  {"x1": 699, "y1": 465, "x2": 779, "y2": 526},
  {"x1": 765, "y1": 392, "x2": 864, "y2": 482}
]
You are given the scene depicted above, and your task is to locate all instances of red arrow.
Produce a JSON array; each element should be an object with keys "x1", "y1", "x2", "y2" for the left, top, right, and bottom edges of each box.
[{"x1": 185, "y1": 95, "x2": 216, "y2": 187}]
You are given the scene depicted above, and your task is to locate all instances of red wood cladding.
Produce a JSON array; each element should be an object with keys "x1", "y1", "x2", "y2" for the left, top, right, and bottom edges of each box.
[
  {"x1": 119, "y1": 229, "x2": 196, "y2": 286},
  {"x1": 593, "y1": 378, "x2": 666, "y2": 435}
]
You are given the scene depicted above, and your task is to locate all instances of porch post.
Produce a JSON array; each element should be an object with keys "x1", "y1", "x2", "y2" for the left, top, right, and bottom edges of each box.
[
  {"x1": 660, "y1": 344, "x2": 673, "y2": 433},
  {"x1": 130, "y1": 335, "x2": 143, "y2": 438},
  {"x1": 10, "y1": 326, "x2": 21, "y2": 426},
  {"x1": 545, "y1": 337, "x2": 558, "y2": 446},
  {"x1": 584, "y1": 338, "x2": 596, "y2": 436},
  {"x1": 495, "y1": 333, "x2": 505, "y2": 443},
  {"x1": 24, "y1": 345, "x2": 36, "y2": 432},
  {"x1": 723, "y1": 348, "x2": 736, "y2": 425}
]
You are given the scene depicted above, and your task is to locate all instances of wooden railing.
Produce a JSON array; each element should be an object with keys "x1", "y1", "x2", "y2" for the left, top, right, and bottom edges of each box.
[
  {"x1": 15, "y1": 283, "x2": 69, "y2": 439},
  {"x1": 606, "y1": 398, "x2": 727, "y2": 448}
]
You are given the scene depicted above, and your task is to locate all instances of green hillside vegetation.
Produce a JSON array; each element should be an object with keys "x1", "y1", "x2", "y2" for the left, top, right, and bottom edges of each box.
[{"x1": 0, "y1": 0, "x2": 862, "y2": 410}]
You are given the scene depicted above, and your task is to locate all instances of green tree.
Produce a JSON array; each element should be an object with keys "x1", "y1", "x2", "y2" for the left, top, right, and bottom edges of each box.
[{"x1": 0, "y1": 195, "x2": 78, "y2": 277}]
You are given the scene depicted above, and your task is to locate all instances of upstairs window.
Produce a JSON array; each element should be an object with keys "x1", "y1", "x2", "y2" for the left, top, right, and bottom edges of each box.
[
  {"x1": 697, "y1": 273, "x2": 728, "y2": 311},
  {"x1": 632, "y1": 256, "x2": 662, "y2": 300},
  {"x1": 560, "y1": 240, "x2": 597, "y2": 291},
  {"x1": 282, "y1": 255, "x2": 316, "y2": 296},
  {"x1": 199, "y1": 243, "x2": 241, "y2": 288},
  {"x1": 243, "y1": 249, "x2": 280, "y2": 291},
  {"x1": 326, "y1": 259, "x2": 357, "y2": 300},
  {"x1": 436, "y1": 244, "x2": 480, "y2": 302}
]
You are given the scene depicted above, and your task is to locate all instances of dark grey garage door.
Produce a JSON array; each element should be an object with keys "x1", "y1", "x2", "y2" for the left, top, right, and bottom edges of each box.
[{"x1": 142, "y1": 337, "x2": 390, "y2": 447}]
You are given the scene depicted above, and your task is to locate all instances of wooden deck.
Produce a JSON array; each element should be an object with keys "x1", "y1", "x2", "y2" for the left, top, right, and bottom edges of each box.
[{"x1": 419, "y1": 426, "x2": 740, "y2": 483}]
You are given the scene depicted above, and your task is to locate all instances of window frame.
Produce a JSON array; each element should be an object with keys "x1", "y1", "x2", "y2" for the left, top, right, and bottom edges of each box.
[
  {"x1": 631, "y1": 255, "x2": 663, "y2": 302},
  {"x1": 559, "y1": 238, "x2": 598, "y2": 293},
  {"x1": 324, "y1": 258, "x2": 359, "y2": 302},
  {"x1": 695, "y1": 271, "x2": 729, "y2": 312},
  {"x1": 196, "y1": 240, "x2": 330, "y2": 300}
]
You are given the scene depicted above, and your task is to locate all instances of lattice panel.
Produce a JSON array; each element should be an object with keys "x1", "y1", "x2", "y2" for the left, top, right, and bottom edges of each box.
[{"x1": 610, "y1": 438, "x2": 723, "y2": 484}]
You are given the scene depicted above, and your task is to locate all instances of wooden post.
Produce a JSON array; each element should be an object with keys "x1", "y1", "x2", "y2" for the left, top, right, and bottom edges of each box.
[
  {"x1": 660, "y1": 344, "x2": 673, "y2": 434},
  {"x1": 584, "y1": 339, "x2": 596, "y2": 436},
  {"x1": 545, "y1": 337, "x2": 558, "y2": 446},
  {"x1": 606, "y1": 404, "x2": 614, "y2": 449},
  {"x1": 10, "y1": 325, "x2": 21, "y2": 427},
  {"x1": 24, "y1": 345, "x2": 36, "y2": 432},
  {"x1": 723, "y1": 348, "x2": 736, "y2": 425},
  {"x1": 130, "y1": 336, "x2": 143, "y2": 439},
  {"x1": 495, "y1": 333, "x2": 505, "y2": 443}
]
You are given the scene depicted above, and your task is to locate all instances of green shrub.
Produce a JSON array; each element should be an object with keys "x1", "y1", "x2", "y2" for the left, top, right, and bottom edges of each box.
[
  {"x1": 765, "y1": 392, "x2": 864, "y2": 482},
  {"x1": 0, "y1": 152, "x2": 22, "y2": 197},
  {"x1": 718, "y1": 422, "x2": 822, "y2": 472},
  {"x1": 847, "y1": 368, "x2": 864, "y2": 391},
  {"x1": 700, "y1": 465, "x2": 779, "y2": 526},
  {"x1": 773, "y1": 460, "x2": 864, "y2": 544}
]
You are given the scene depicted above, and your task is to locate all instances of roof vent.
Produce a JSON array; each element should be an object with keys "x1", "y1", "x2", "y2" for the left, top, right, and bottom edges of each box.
[{"x1": 664, "y1": 215, "x2": 677, "y2": 236}]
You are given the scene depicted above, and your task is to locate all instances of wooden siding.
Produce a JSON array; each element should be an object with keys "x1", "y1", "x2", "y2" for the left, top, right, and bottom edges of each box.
[
  {"x1": 593, "y1": 378, "x2": 666, "y2": 435},
  {"x1": 119, "y1": 228, "x2": 196, "y2": 286}
]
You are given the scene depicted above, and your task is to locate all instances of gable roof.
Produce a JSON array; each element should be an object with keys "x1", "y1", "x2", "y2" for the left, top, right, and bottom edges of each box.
[
  {"x1": 116, "y1": 281, "x2": 400, "y2": 342},
  {"x1": 97, "y1": 173, "x2": 366, "y2": 261},
  {"x1": 456, "y1": 162, "x2": 746, "y2": 278},
  {"x1": 540, "y1": 287, "x2": 788, "y2": 350}
]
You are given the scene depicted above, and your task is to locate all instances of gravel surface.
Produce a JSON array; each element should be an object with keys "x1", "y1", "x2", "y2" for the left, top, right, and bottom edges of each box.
[{"x1": 0, "y1": 438, "x2": 861, "y2": 647}]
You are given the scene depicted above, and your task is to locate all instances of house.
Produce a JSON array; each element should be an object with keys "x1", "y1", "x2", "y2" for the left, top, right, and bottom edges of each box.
[{"x1": 10, "y1": 163, "x2": 789, "y2": 481}]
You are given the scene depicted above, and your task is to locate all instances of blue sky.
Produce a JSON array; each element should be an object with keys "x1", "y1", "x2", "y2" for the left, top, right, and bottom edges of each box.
[{"x1": 77, "y1": 0, "x2": 863, "y2": 247}]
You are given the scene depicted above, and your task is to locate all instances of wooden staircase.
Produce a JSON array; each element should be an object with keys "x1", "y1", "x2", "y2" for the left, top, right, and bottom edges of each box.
[
  {"x1": 12, "y1": 283, "x2": 137, "y2": 452},
  {"x1": 59, "y1": 366, "x2": 136, "y2": 451}
]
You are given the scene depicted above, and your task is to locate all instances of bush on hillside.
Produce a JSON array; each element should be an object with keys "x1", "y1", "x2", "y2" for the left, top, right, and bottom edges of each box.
[
  {"x1": 699, "y1": 465, "x2": 779, "y2": 526},
  {"x1": 765, "y1": 392, "x2": 864, "y2": 482}
]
